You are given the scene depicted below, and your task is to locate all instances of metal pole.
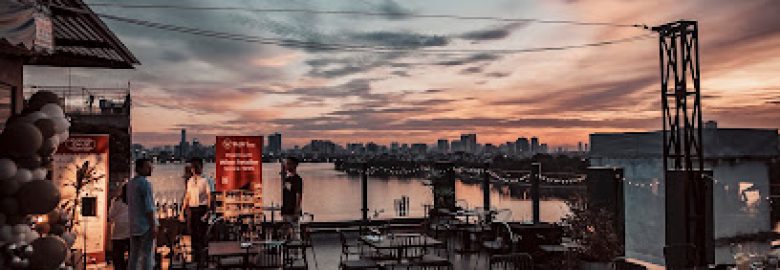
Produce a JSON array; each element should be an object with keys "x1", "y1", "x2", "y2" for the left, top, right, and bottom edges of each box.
[
  {"x1": 482, "y1": 162, "x2": 491, "y2": 223},
  {"x1": 361, "y1": 162, "x2": 369, "y2": 223},
  {"x1": 531, "y1": 163, "x2": 541, "y2": 224}
]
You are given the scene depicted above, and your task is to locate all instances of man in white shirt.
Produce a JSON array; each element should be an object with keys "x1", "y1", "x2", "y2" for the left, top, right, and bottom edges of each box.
[{"x1": 181, "y1": 158, "x2": 211, "y2": 266}]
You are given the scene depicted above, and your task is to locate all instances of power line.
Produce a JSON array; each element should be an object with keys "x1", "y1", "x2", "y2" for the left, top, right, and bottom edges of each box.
[
  {"x1": 87, "y1": 10, "x2": 654, "y2": 55},
  {"x1": 84, "y1": 2, "x2": 651, "y2": 29}
]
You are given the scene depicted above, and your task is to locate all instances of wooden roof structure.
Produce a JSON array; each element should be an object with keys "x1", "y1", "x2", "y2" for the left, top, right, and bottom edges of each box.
[{"x1": 1, "y1": 0, "x2": 138, "y2": 69}]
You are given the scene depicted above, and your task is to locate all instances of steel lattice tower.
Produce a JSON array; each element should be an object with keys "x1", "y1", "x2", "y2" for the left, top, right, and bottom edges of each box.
[{"x1": 653, "y1": 20, "x2": 712, "y2": 267}]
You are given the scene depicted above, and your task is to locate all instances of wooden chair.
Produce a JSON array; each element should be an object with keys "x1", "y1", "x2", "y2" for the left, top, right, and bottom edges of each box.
[{"x1": 489, "y1": 253, "x2": 534, "y2": 270}]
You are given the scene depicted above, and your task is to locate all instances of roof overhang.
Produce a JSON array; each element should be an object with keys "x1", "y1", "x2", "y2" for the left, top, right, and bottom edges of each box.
[{"x1": 1, "y1": 0, "x2": 139, "y2": 69}]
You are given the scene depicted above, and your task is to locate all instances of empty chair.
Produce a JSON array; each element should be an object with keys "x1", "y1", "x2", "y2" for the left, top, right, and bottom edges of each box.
[{"x1": 489, "y1": 253, "x2": 534, "y2": 270}]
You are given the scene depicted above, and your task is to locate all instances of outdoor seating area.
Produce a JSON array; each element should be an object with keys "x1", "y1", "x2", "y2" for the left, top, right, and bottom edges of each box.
[{"x1": 148, "y1": 203, "x2": 648, "y2": 270}]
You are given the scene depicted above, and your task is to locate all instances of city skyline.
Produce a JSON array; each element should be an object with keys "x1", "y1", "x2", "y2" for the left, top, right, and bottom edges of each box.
[{"x1": 22, "y1": 0, "x2": 780, "y2": 147}]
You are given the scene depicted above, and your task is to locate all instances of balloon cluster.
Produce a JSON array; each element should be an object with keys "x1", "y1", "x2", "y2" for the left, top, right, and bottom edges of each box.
[{"x1": 0, "y1": 91, "x2": 73, "y2": 269}]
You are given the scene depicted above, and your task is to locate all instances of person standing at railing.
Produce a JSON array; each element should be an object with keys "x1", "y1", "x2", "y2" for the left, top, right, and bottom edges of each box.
[
  {"x1": 181, "y1": 157, "x2": 211, "y2": 267},
  {"x1": 281, "y1": 157, "x2": 303, "y2": 240}
]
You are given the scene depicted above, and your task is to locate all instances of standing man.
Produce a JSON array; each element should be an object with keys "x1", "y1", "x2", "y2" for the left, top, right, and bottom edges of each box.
[
  {"x1": 181, "y1": 158, "x2": 211, "y2": 267},
  {"x1": 281, "y1": 157, "x2": 303, "y2": 240},
  {"x1": 127, "y1": 159, "x2": 158, "y2": 270}
]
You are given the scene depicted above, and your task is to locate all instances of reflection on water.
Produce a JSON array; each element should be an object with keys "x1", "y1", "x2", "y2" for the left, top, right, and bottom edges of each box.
[{"x1": 148, "y1": 162, "x2": 571, "y2": 222}]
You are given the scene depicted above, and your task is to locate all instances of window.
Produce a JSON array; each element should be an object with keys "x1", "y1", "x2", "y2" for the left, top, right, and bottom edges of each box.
[{"x1": 0, "y1": 82, "x2": 13, "y2": 131}]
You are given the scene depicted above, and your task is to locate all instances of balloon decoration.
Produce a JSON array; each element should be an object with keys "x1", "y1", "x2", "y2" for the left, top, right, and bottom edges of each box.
[
  {"x1": 0, "y1": 91, "x2": 73, "y2": 269},
  {"x1": 28, "y1": 236, "x2": 67, "y2": 270}
]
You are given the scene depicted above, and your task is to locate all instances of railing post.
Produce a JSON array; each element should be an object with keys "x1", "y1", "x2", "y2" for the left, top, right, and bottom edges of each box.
[
  {"x1": 361, "y1": 162, "x2": 369, "y2": 223},
  {"x1": 531, "y1": 162, "x2": 541, "y2": 224},
  {"x1": 482, "y1": 161, "x2": 491, "y2": 223}
]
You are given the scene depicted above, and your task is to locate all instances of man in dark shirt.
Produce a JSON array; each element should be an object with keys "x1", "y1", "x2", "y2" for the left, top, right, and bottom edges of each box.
[{"x1": 281, "y1": 157, "x2": 303, "y2": 240}]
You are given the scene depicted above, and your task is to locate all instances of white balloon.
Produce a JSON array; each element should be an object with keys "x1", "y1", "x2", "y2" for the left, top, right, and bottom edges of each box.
[
  {"x1": 58, "y1": 131, "x2": 70, "y2": 142},
  {"x1": 53, "y1": 117, "x2": 70, "y2": 133},
  {"x1": 13, "y1": 169, "x2": 32, "y2": 184},
  {"x1": 25, "y1": 230, "x2": 39, "y2": 243},
  {"x1": 12, "y1": 224, "x2": 27, "y2": 234},
  {"x1": 0, "y1": 159, "x2": 16, "y2": 180},
  {"x1": 40, "y1": 104, "x2": 65, "y2": 118},
  {"x1": 48, "y1": 136, "x2": 60, "y2": 147},
  {"x1": 23, "y1": 112, "x2": 49, "y2": 123},
  {"x1": 32, "y1": 168, "x2": 48, "y2": 180}
]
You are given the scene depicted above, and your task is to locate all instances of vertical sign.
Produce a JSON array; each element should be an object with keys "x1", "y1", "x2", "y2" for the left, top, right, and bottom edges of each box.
[
  {"x1": 215, "y1": 136, "x2": 263, "y2": 192},
  {"x1": 52, "y1": 134, "x2": 110, "y2": 262}
]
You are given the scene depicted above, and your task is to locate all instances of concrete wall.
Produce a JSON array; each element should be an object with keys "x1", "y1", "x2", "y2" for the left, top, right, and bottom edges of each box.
[{"x1": 590, "y1": 157, "x2": 771, "y2": 265}]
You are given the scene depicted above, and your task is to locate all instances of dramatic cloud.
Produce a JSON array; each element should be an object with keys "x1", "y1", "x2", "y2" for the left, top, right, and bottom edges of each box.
[
  {"x1": 459, "y1": 22, "x2": 529, "y2": 41},
  {"x1": 22, "y1": 0, "x2": 780, "y2": 147}
]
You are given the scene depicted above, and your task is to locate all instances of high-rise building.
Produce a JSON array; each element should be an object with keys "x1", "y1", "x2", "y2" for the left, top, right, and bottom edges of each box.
[
  {"x1": 268, "y1": 132, "x2": 282, "y2": 154},
  {"x1": 178, "y1": 129, "x2": 189, "y2": 159},
  {"x1": 516, "y1": 137, "x2": 530, "y2": 154},
  {"x1": 437, "y1": 139, "x2": 449, "y2": 153},
  {"x1": 451, "y1": 140, "x2": 463, "y2": 152},
  {"x1": 578, "y1": 141, "x2": 583, "y2": 153},
  {"x1": 531, "y1": 137, "x2": 540, "y2": 154},
  {"x1": 540, "y1": 143, "x2": 548, "y2": 154},
  {"x1": 391, "y1": 142, "x2": 400, "y2": 153},
  {"x1": 460, "y1": 134, "x2": 477, "y2": 153}
]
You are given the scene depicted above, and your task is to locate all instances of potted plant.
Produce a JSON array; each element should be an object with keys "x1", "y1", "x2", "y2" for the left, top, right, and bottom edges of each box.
[{"x1": 561, "y1": 196, "x2": 624, "y2": 270}]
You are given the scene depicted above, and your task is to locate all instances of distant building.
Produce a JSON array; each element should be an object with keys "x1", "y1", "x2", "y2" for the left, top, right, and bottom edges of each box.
[
  {"x1": 530, "y1": 137, "x2": 539, "y2": 154},
  {"x1": 540, "y1": 143, "x2": 548, "y2": 154},
  {"x1": 578, "y1": 141, "x2": 583, "y2": 153},
  {"x1": 590, "y1": 128, "x2": 780, "y2": 265},
  {"x1": 461, "y1": 134, "x2": 477, "y2": 153},
  {"x1": 411, "y1": 143, "x2": 428, "y2": 155},
  {"x1": 437, "y1": 139, "x2": 449, "y2": 153},
  {"x1": 178, "y1": 129, "x2": 188, "y2": 159},
  {"x1": 267, "y1": 132, "x2": 282, "y2": 154},
  {"x1": 391, "y1": 142, "x2": 400, "y2": 153},
  {"x1": 515, "y1": 137, "x2": 530, "y2": 155},
  {"x1": 451, "y1": 140, "x2": 463, "y2": 152}
]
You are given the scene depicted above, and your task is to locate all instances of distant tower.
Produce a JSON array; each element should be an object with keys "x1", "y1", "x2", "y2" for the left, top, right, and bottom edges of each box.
[
  {"x1": 516, "y1": 137, "x2": 530, "y2": 154},
  {"x1": 179, "y1": 129, "x2": 187, "y2": 159},
  {"x1": 530, "y1": 137, "x2": 539, "y2": 154},
  {"x1": 460, "y1": 134, "x2": 477, "y2": 153},
  {"x1": 268, "y1": 132, "x2": 282, "y2": 154}
]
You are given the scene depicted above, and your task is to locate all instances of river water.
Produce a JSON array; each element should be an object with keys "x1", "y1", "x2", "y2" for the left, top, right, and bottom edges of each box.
[{"x1": 149, "y1": 162, "x2": 572, "y2": 222}]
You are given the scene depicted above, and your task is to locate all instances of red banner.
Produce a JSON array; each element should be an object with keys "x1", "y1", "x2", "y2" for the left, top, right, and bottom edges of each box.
[
  {"x1": 215, "y1": 136, "x2": 263, "y2": 192},
  {"x1": 53, "y1": 134, "x2": 110, "y2": 262}
]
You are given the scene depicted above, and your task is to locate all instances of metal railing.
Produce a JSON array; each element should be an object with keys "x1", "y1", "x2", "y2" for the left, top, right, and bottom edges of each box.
[{"x1": 25, "y1": 85, "x2": 131, "y2": 116}]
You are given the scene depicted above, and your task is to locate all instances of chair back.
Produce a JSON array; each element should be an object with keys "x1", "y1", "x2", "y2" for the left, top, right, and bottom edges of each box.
[
  {"x1": 489, "y1": 253, "x2": 533, "y2": 270},
  {"x1": 253, "y1": 244, "x2": 283, "y2": 268},
  {"x1": 399, "y1": 234, "x2": 428, "y2": 260}
]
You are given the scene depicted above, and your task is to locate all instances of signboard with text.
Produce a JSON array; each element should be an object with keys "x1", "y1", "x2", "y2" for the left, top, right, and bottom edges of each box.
[
  {"x1": 53, "y1": 134, "x2": 110, "y2": 262},
  {"x1": 215, "y1": 136, "x2": 263, "y2": 192}
]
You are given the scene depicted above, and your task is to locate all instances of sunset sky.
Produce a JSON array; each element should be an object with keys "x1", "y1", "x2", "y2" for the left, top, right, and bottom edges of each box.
[{"x1": 23, "y1": 0, "x2": 780, "y2": 148}]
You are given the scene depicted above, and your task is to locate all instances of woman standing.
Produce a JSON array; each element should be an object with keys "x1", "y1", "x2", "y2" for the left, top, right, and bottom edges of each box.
[{"x1": 109, "y1": 184, "x2": 130, "y2": 270}]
